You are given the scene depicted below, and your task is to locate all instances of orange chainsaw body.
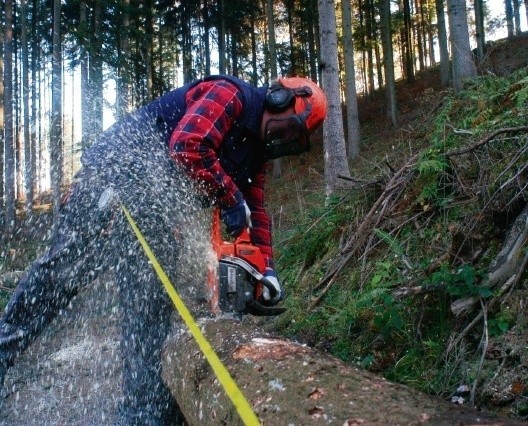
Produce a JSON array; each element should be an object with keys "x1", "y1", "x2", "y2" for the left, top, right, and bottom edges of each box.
[{"x1": 208, "y1": 209, "x2": 264, "y2": 315}]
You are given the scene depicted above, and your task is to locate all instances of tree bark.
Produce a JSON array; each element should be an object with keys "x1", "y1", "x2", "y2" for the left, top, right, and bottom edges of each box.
[
  {"x1": 317, "y1": 0, "x2": 351, "y2": 198},
  {"x1": 4, "y1": 0, "x2": 16, "y2": 232},
  {"x1": 473, "y1": 0, "x2": 486, "y2": 63},
  {"x1": 51, "y1": 0, "x2": 63, "y2": 234},
  {"x1": 341, "y1": 0, "x2": 362, "y2": 159},
  {"x1": 379, "y1": 0, "x2": 398, "y2": 127},
  {"x1": 435, "y1": 0, "x2": 451, "y2": 87},
  {"x1": 162, "y1": 317, "x2": 521, "y2": 425},
  {"x1": 0, "y1": 15, "x2": 4, "y2": 207},
  {"x1": 402, "y1": 0, "x2": 415, "y2": 82},
  {"x1": 21, "y1": 0, "x2": 33, "y2": 212},
  {"x1": 447, "y1": 0, "x2": 477, "y2": 92},
  {"x1": 504, "y1": 0, "x2": 514, "y2": 38},
  {"x1": 218, "y1": 0, "x2": 226, "y2": 75}
]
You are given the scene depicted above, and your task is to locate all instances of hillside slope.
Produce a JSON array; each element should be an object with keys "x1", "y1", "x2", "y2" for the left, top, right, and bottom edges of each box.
[{"x1": 266, "y1": 34, "x2": 528, "y2": 421}]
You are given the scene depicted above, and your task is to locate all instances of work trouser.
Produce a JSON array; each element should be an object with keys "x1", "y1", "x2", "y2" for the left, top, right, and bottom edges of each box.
[{"x1": 0, "y1": 135, "x2": 200, "y2": 425}]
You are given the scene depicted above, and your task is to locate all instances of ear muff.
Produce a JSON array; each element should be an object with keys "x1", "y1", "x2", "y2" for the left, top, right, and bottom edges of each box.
[
  {"x1": 264, "y1": 83, "x2": 313, "y2": 113},
  {"x1": 264, "y1": 85, "x2": 296, "y2": 113}
]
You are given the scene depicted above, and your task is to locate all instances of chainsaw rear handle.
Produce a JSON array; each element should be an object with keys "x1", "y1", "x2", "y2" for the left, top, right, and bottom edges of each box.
[{"x1": 259, "y1": 275, "x2": 280, "y2": 300}]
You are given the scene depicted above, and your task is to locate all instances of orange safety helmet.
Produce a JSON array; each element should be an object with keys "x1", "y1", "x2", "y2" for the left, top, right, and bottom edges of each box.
[{"x1": 278, "y1": 77, "x2": 327, "y2": 132}]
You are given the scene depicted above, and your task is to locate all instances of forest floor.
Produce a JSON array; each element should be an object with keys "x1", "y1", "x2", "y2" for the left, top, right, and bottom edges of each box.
[{"x1": 1, "y1": 34, "x2": 528, "y2": 425}]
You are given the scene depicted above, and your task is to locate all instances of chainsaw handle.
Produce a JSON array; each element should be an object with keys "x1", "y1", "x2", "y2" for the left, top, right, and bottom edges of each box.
[
  {"x1": 235, "y1": 227, "x2": 252, "y2": 244},
  {"x1": 259, "y1": 275, "x2": 279, "y2": 300}
]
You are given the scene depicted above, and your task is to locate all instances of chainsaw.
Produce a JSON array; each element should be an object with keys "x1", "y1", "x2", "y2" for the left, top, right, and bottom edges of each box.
[{"x1": 207, "y1": 209, "x2": 286, "y2": 317}]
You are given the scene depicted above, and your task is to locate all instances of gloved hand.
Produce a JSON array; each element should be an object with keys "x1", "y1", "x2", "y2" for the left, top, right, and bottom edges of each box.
[
  {"x1": 220, "y1": 199, "x2": 252, "y2": 237},
  {"x1": 261, "y1": 268, "x2": 283, "y2": 305}
]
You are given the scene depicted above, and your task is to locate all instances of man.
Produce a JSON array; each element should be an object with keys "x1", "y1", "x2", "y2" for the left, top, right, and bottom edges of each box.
[{"x1": 0, "y1": 74, "x2": 327, "y2": 424}]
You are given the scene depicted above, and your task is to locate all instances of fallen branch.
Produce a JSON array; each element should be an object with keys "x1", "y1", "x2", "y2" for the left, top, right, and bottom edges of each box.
[
  {"x1": 310, "y1": 155, "x2": 419, "y2": 309},
  {"x1": 450, "y1": 203, "x2": 528, "y2": 316},
  {"x1": 447, "y1": 250, "x2": 528, "y2": 355},
  {"x1": 470, "y1": 299, "x2": 489, "y2": 407},
  {"x1": 446, "y1": 126, "x2": 528, "y2": 157},
  {"x1": 393, "y1": 282, "x2": 446, "y2": 299}
]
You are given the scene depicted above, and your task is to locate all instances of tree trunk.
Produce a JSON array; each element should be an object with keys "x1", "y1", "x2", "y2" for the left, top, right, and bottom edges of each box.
[
  {"x1": 51, "y1": 0, "x2": 63, "y2": 233},
  {"x1": 230, "y1": 31, "x2": 239, "y2": 77},
  {"x1": 92, "y1": 0, "x2": 104, "y2": 133},
  {"x1": 415, "y1": 0, "x2": 425, "y2": 71},
  {"x1": 218, "y1": 0, "x2": 226, "y2": 74},
  {"x1": 447, "y1": 0, "x2": 477, "y2": 92},
  {"x1": 251, "y1": 11, "x2": 258, "y2": 86},
  {"x1": 117, "y1": 0, "x2": 131, "y2": 118},
  {"x1": 0, "y1": 15, "x2": 4, "y2": 208},
  {"x1": 525, "y1": 0, "x2": 528, "y2": 30},
  {"x1": 380, "y1": 0, "x2": 398, "y2": 127},
  {"x1": 266, "y1": 0, "x2": 278, "y2": 81},
  {"x1": 267, "y1": 0, "x2": 283, "y2": 180},
  {"x1": 21, "y1": 0, "x2": 33, "y2": 212},
  {"x1": 505, "y1": 0, "x2": 514, "y2": 38},
  {"x1": 162, "y1": 317, "x2": 521, "y2": 425},
  {"x1": 435, "y1": 0, "x2": 451, "y2": 87},
  {"x1": 341, "y1": 0, "x2": 361, "y2": 159},
  {"x1": 365, "y1": 0, "x2": 375, "y2": 95},
  {"x1": 4, "y1": 0, "x2": 16, "y2": 232},
  {"x1": 474, "y1": 0, "x2": 486, "y2": 63},
  {"x1": 317, "y1": 0, "x2": 351, "y2": 198},
  {"x1": 306, "y1": 0, "x2": 319, "y2": 82},
  {"x1": 286, "y1": 0, "x2": 297, "y2": 76},
  {"x1": 402, "y1": 0, "x2": 415, "y2": 82},
  {"x1": 30, "y1": 0, "x2": 38, "y2": 201},
  {"x1": 513, "y1": 0, "x2": 522, "y2": 35},
  {"x1": 80, "y1": 1, "x2": 91, "y2": 150},
  {"x1": 145, "y1": 0, "x2": 154, "y2": 98}
]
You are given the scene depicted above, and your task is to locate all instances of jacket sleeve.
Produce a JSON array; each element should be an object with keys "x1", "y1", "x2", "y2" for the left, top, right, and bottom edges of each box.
[
  {"x1": 241, "y1": 164, "x2": 274, "y2": 269},
  {"x1": 169, "y1": 80, "x2": 244, "y2": 209}
]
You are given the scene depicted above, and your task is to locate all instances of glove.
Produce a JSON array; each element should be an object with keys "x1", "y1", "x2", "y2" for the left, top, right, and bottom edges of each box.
[
  {"x1": 220, "y1": 199, "x2": 252, "y2": 237},
  {"x1": 261, "y1": 268, "x2": 283, "y2": 305}
]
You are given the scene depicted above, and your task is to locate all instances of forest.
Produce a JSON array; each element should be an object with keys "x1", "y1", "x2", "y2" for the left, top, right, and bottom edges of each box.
[
  {"x1": 1, "y1": 0, "x2": 528, "y2": 423},
  {"x1": 1, "y1": 0, "x2": 523, "y2": 229}
]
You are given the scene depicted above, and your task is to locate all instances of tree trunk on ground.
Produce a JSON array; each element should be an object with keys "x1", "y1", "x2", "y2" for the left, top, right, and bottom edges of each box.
[{"x1": 162, "y1": 317, "x2": 522, "y2": 425}]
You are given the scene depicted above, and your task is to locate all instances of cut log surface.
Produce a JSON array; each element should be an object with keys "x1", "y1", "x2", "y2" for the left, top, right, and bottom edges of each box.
[{"x1": 162, "y1": 317, "x2": 523, "y2": 425}]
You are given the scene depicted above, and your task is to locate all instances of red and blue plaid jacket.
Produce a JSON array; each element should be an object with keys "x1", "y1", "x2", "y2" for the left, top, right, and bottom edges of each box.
[{"x1": 169, "y1": 79, "x2": 274, "y2": 268}]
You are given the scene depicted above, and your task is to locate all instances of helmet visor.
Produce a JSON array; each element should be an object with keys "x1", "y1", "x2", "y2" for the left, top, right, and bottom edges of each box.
[{"x1": 263, "y1": 114, "x2": 310, "y2": 160}]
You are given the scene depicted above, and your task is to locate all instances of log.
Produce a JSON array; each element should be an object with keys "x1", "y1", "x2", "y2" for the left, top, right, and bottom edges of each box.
[
  {"x1": 162, "y1": 317, "x2": 522, "y2": 425},
  {"x1": 451, "y1": 203, "x2": 528, "y2": 316}
]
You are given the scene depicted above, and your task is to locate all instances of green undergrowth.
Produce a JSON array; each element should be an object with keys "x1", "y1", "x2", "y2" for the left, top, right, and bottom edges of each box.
[{"x1": 272, "y1": 67, "x2": 528, "y2": 411}]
